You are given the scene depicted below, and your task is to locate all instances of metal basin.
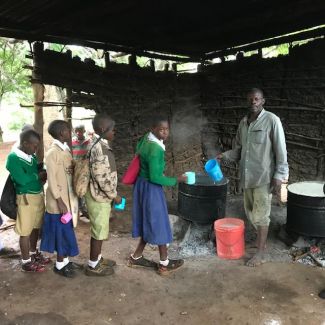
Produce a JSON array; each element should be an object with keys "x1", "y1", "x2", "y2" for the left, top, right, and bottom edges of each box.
[
  {"x1": 178, "y1": 174, "x2": 228, "y2": 225},
  {"x1": 286, "y1": 181, "x2": 325, "y2": 237}
]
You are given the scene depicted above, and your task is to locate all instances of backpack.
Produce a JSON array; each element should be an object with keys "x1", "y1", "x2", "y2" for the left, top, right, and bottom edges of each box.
[
  {"x1": 0, "y1": 175, "x2": 17, "y2": 219},
  {"x1": 121, "y1": 155, "x2": 140, "y2": 185},
  {"x1": 72, "y1": 135, "x2": 104, "y2": 198},
  {"x1": 73, "y1": 158, "x2": 90, "y2": 198}
]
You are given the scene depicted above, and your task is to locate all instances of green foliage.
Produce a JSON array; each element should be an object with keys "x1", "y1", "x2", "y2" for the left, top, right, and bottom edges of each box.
[
  {"x1": 0, "y1": 38, "x2": 32, "y2": 104},
  {"x1": 262, "y1": 44, "x2": 289, "y2": 58},
  {"x1": 8, "y1": 108, "x2": 33, "y2": 131}
]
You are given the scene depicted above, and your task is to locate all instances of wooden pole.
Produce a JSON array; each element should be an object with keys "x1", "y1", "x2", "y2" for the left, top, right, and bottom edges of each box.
[
  {"x1": 65, "y1": 88, "x2": 73, "y2": 148},
  {"x1": 32, "y1": 42, "x2": 45, "y2": 162}
]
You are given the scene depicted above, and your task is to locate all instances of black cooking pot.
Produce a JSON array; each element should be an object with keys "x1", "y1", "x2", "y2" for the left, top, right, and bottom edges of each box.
[
  {"x1": 178, "y1": 174, "x2": 228, "y2": 224},
  {"x1": 286, "y1": 181, "x2": 325, "y2": 237}
]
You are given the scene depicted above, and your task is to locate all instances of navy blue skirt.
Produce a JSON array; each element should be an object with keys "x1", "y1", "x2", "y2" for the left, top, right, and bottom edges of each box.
[
  {"x1": 132, "y1": 177, "x2": 172, "y2": 245},
  {"x1": 40, "y1": 212, "x2": 79, "y2": 257}
]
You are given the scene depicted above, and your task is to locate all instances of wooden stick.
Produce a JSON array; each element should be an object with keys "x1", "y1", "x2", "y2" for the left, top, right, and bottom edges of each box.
[
  {"x1": 286, "y1": 140, "x2": 321, "y2": 151},
  {"x1": 201, "y1": 105, "x2": 325, "y2": 112},
  {"x1": 286, "y1": 132, "x2": 325, "y2": 142}
]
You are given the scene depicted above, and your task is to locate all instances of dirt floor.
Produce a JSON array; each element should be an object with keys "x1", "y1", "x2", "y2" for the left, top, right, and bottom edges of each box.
[{"x1": 1, "y1": 195, "x2": 325, "y2": 325}]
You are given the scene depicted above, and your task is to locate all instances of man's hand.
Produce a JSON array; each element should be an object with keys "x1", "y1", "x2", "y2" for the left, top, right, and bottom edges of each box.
[
  {"x1": 271, "y1": 178, "x2": 282, "y2": 197},
  {"x1": 216, "y1": 153, "x2": 223, "y2": 162},
  {"x1": 114, "y1": 195, "x2": 122, "y2": 204},
  {"x1": 56, "y1": 197, "x2": 68, "y2": 214}
]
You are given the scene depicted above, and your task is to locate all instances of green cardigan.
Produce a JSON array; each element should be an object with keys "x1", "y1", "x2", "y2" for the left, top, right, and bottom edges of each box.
[
  {"x1": 6, "y1": 152, "x2": 42, "y2": 194},
  {"x1": 137, "y1": 133, "x2": 177, "y2": 186}
]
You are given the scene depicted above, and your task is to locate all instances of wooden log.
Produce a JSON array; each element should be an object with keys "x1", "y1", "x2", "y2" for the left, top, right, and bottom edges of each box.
[
  {"x1": 286, "y1": 132, "x2": 325, "y2": 142},
  {"x1": 32, "y1": 83, "x2": 45, "y2": 162},
  {"x1": 201, "y1": 105, "x2": 325, "y2": 112},
  {"x1": 286, "y1": 140, "x2": 322, "y2": 151},
  {"x1": 65, "y1": 88, "x2": 73, "y2": 148}
]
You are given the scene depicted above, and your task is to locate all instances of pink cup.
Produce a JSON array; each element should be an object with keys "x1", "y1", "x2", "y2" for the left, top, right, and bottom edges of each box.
[{"x1": 61, "y1": 212, "x2": 72, "y2": 224}]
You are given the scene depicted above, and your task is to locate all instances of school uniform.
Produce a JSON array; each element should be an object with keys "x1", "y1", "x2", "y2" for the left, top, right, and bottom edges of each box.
[
  {"x1": 132, "y1": 132, "x2": 177, "y2": 245},
  {"x1": 6, "y1": 148, "x2": 45, "y2": 236},
  {"x1": 85, "y1": 136, "x2": 117, "y2": 241},
  {"x1": 40, "y1": 140, "x2": 79, "y2": 257}
]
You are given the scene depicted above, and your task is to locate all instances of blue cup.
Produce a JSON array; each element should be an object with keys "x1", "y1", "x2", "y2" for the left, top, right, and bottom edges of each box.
[
  {"x1": 114, "y1": 197, "x2": 126, "y2": 210},
  {"x1": 204, "y1": 159, "x2": 223, "y2": 182},
  {"x1": 185, "y1": 171, "x2": 196, "y2": 185}
]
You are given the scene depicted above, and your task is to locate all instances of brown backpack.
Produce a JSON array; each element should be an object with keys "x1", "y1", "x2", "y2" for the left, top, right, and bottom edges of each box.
[
  {"x1": 73, "y1": 158, "x2": 90, "y2": 198},
  {"x1": 72, "y1": 135, "x2": 104, "y2": 198}
]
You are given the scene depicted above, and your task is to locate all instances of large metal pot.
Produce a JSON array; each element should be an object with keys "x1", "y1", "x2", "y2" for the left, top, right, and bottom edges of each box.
[
  {"x1": 286, "y1": 181, "x2": 325, "y2": 237},
  {"x1": 178, "y1": 174, "x2": 228, "y2": 225}
]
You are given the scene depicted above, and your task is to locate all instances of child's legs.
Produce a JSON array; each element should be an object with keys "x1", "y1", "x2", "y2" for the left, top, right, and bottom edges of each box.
[
  {"x1": 16, "y1": 194, "x2": 44, "y2": 260},
  {"x1": 158, "y1": 245, "x2": 168, "y2": 261},
  {"x1": 133, "y1": 238, "x2": 147, "y2": 258},
  {"x1": 85, "y1": 191, "x2": 111, "y2": 261},
  {"x1": 29, "y1": 228, "x2": 39, "y2": 252},
  {"x1": 90, "y1": 237, "x2": 103, "y2": 261},
  {"x1": 19, "y1": 236, "x2": 30, "y2": 260}
]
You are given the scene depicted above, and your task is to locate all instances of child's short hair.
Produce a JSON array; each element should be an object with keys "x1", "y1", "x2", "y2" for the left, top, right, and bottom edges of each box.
[
  {"x1": 20, "y1": 129, "x2": 40, "y2": 144},
  {"x1": 74, "y1": 124, "x2": 85, "y2": 131},
  {"x1": 150, "y1": 115, "x2": 169, "y2": 128},
  {"x1": 48, "y1": 120, "x2": 69, "y2": 139},
  {"x1": 21, "y1": 124, "x2": 34, "y2": 132},
  {"x1": 92, "y1": 114, "x2": 115, "y2": 134}
]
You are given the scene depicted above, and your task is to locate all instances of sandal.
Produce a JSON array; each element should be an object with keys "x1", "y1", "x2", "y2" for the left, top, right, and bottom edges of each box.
[
  {"x1": 157, "y1": 259, "x2": 184, "y2": 276},
  {"x1": 127, "y1": 255, "x2": 157, "y2": 268}
]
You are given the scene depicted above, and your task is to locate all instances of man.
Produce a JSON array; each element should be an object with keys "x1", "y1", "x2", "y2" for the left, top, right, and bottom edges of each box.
[
  {"x1": 72, "y1": 125, "x2": 90, "y2": 219},
  {"x1": 6, "y1": 129, "x2": 50, "y2": 272},
  {"x1": 217, "y1": 88, "x2": 288, "y2": 266},
  {"x1": 84, "y1": 114, "x2": 122, "y2": 276}
]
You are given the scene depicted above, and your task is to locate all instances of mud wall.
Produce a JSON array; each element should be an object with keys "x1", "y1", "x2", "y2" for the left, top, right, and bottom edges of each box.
[
  {"x1": 200, "y1": 38, "x2": 325, "y2": 193},
  {"x1": 32, "y1": 38, "x2": 325, "y2": 196}
]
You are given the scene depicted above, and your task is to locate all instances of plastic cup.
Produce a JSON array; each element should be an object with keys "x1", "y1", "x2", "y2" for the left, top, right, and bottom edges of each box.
[
  {"x1": 205, "y1": 159, "x2": 223, "y2": 182},
  {"x1": 61, "y1": 212, "x2": 72, "y2": 224},
  {"x1": 185, "y1": 171, "x2": 196, "y2": 185},
  {"x1": 114, "y1": 197, "x2": 126, "y2": 211}
]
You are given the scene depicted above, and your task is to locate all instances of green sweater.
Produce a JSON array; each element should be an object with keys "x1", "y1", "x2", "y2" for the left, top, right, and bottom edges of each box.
[
  {"x1": 137, "y1": 133, "x2": 177, "y2": 186},
  {"x1": 6, "y1": 151, "x2": 42, "y2": 194}
]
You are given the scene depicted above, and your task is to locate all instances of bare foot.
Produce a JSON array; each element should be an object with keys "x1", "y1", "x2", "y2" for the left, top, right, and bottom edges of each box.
[{"x1": 246, "y1": 252, "x2": 266, "y2": 267}]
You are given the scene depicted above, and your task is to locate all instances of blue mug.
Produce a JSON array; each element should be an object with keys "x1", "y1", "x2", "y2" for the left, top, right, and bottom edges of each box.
[
  {"x1": 185, "y1": 171, "x2": 196, "y2": 185},
  {"x1": 205, "y1": 159, "x2": 223, "y2": 182},
  {"x1": 114, "y1": 197, "x2": 126, "y2": 211}
]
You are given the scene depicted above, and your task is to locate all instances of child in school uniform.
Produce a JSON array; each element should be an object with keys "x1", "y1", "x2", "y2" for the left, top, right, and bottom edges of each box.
[
  {"x1": 128, "y1": 115, "x2": 187, "y2": 275},
  {"x1": 40, "y1": 120, "x2": 80, "y2": 278},
  {"x1": 6, "y1": 129, "x2": 49, "y2": 272},
  {"x1": 84, "y1": 113, "x2": 122, "y2": 276}
]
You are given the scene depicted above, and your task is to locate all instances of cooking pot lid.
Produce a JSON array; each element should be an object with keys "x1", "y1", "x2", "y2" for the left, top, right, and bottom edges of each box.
[{"x1": 288, "y1": 181, "x2": 325, "y2": 197}]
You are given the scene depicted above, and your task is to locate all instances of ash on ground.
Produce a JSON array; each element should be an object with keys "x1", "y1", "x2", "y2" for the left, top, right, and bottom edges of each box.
[
  {"x1": 289, "y1": 237, "x2": 325, "y2": 267},
  {"x1": 168, "y1": 195, "x2": 292, "y2": 263}
]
